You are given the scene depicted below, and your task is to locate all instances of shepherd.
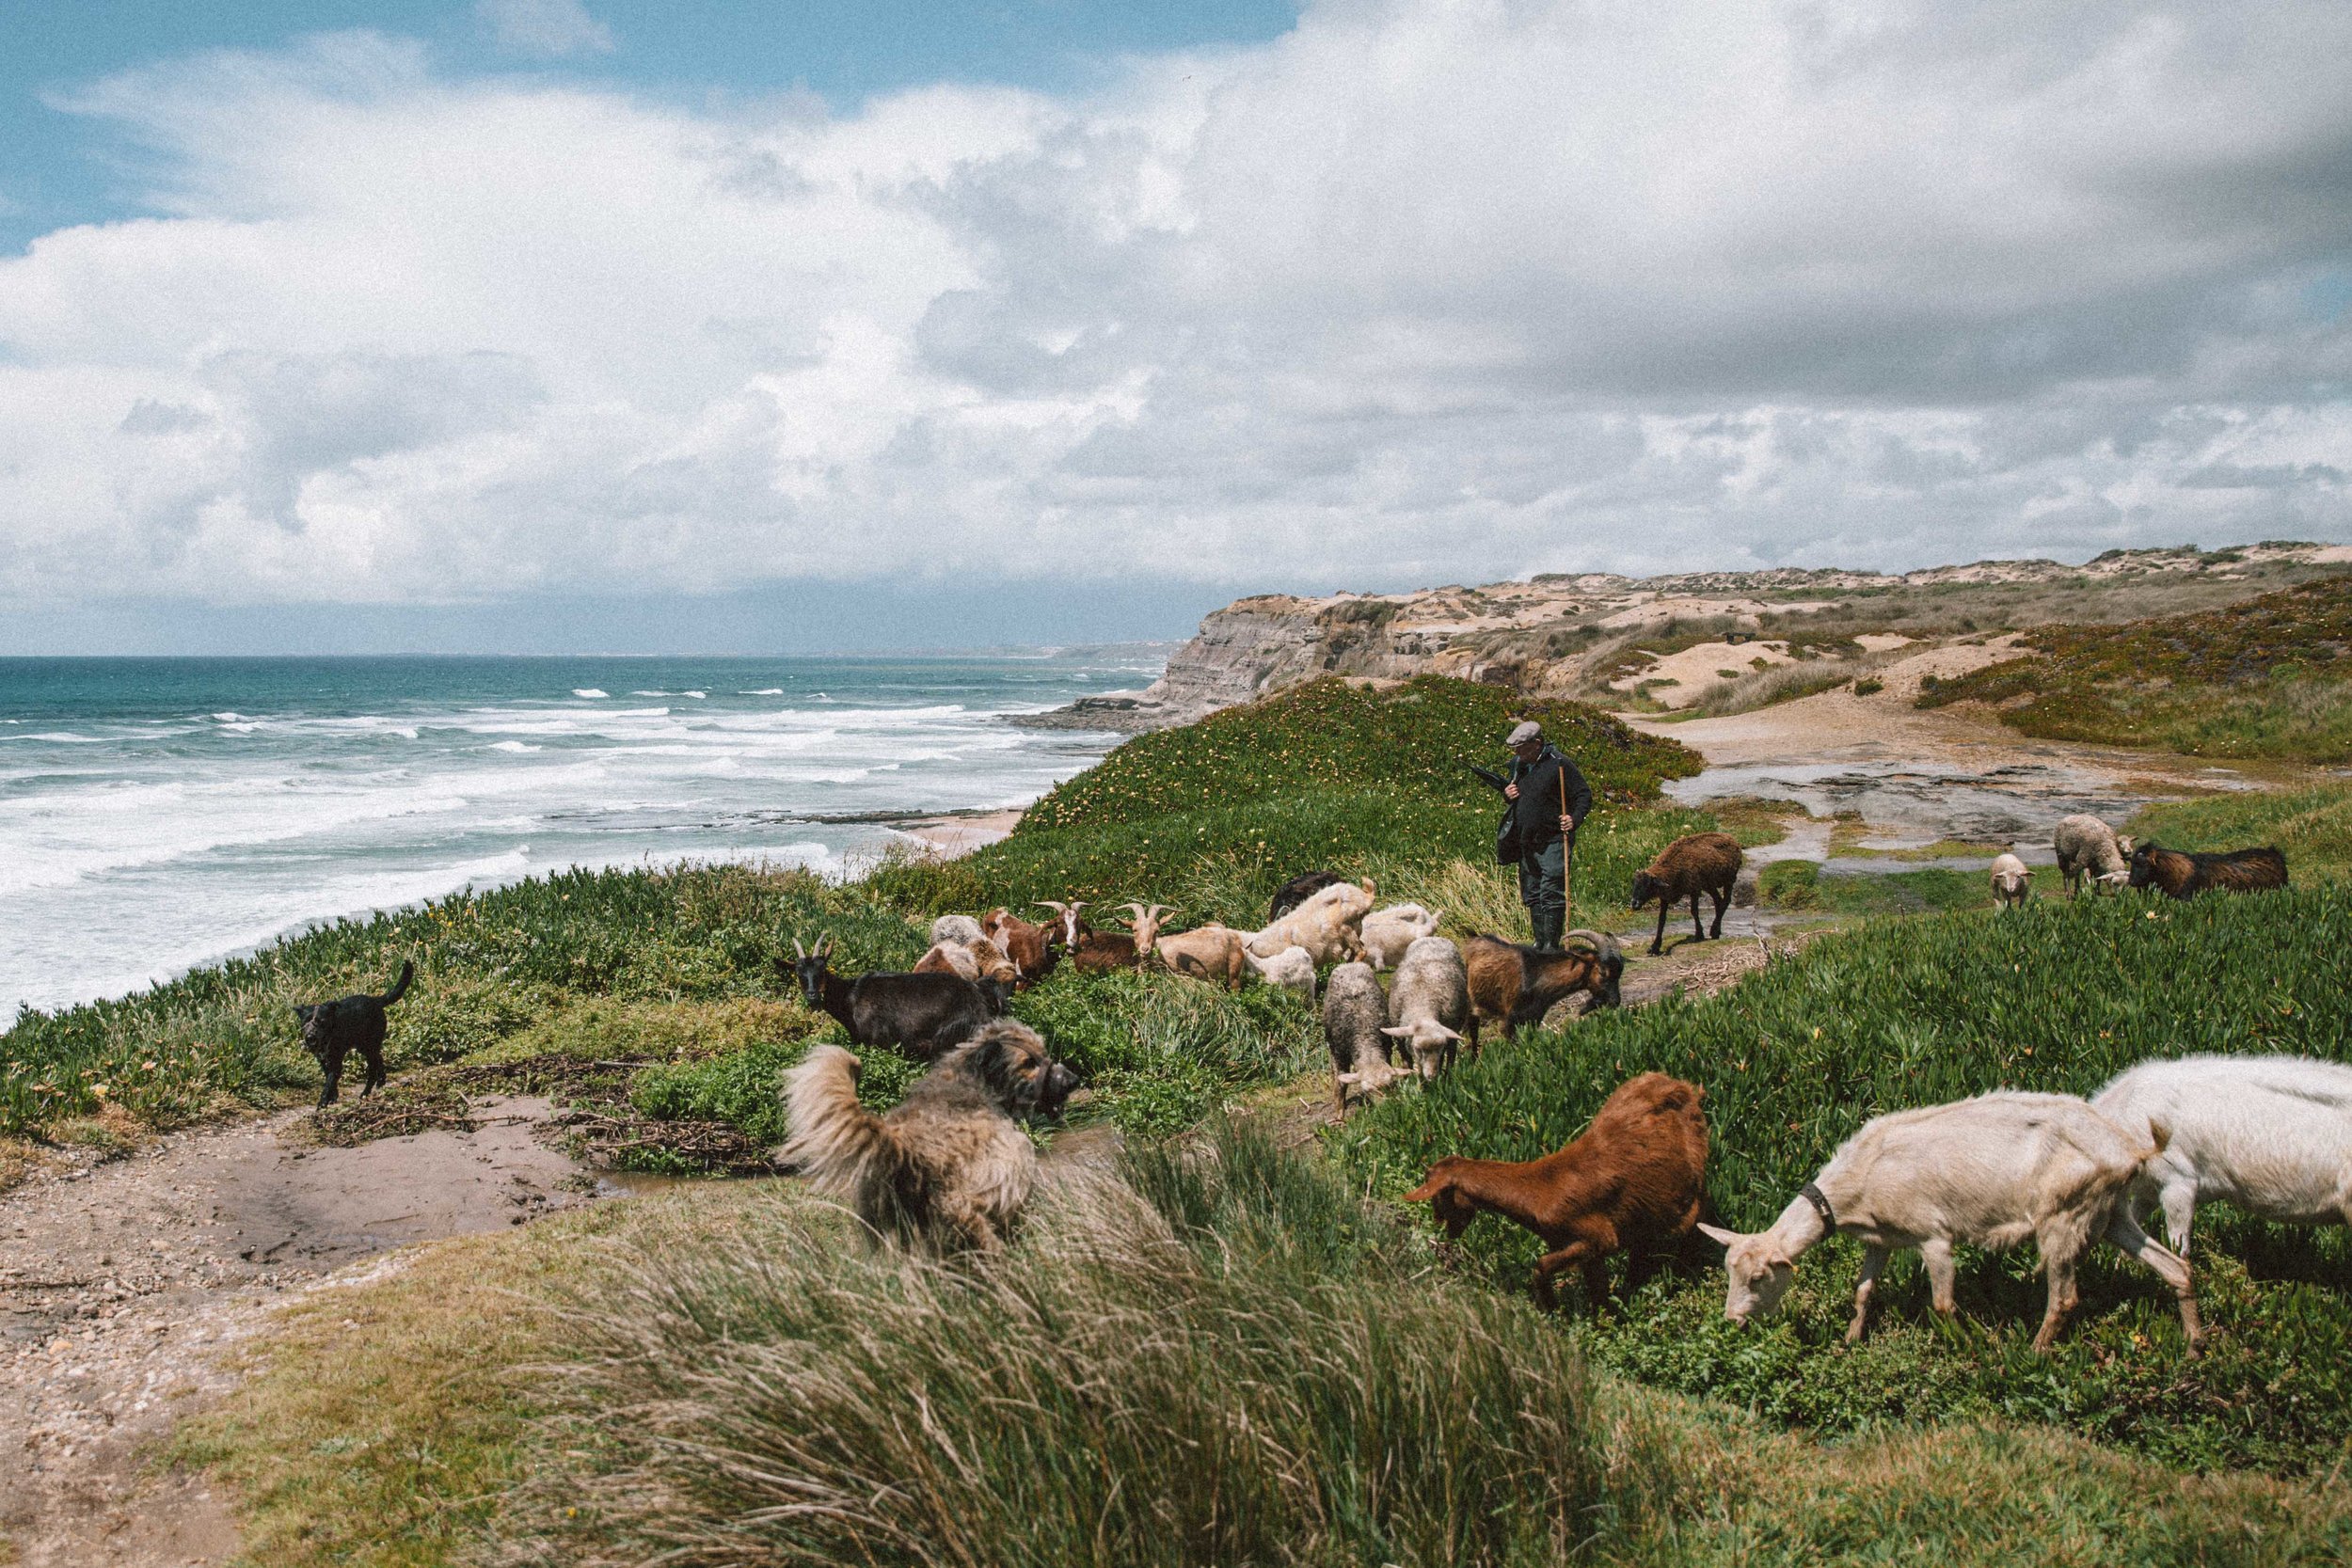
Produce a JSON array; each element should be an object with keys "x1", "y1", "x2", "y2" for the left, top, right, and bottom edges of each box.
[{"x1": 1475, "y1": 719, "x2": 1593, "y2": 952}]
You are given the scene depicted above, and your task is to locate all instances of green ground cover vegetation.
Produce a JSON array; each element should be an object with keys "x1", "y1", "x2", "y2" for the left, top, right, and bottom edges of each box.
[
  {"x1": 15, "y1": 669, "x2": 2352, "y2": 1563},
  {"x1": 1917, "y1": 575, "x2": 2352, "y2": 762}
]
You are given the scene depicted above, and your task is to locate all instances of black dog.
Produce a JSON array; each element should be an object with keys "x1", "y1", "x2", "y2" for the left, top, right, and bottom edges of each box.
[{"x1": 294, "y1": 959, "x2": 414, "y2": 1106}]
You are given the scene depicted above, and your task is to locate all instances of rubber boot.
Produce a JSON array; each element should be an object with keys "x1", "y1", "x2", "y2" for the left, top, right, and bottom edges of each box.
[{"x1": 1530, "y1": 907, "x2": 1564, "y2": 952}]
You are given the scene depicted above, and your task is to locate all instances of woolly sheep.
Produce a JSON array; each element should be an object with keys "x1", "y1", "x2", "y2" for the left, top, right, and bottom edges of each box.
[
  {"x1": 2052, "y1": 815, "x2": 2131, "y2": 898},
  {"x1": 1700, "y1": 1090, "x2": 2202, "y2": 1354},
  {"x1": 1382, "y1": 935, "x2": 1470, "y2": 1080},
  {"x1": 1988, "y1": 852, "x2": 2033, "y2": 908},
  {"x1": 1360, "y1": 903, "x2": 1441, "y2": 970},
  {"x1": 1324, "y1": 961, "x2": 1404, "y2": 1115},
  {"x1": 930, "y1": 914, "x2": 988, "y2": 950},
  {"x1": 2092, "y1": 1053, "x2": 2352, "y2": 1252}
]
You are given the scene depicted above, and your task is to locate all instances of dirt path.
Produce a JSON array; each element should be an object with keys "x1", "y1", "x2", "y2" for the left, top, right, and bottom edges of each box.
[
  {"x1": 0, "y1": 1096, "x2": 599, "y2": 1567},
  {"x1": 1627, "y1": 644, "x2": 2281, "y2": 849}
]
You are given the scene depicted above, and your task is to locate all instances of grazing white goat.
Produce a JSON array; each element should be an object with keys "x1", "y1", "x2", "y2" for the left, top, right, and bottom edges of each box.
[
  {"x1": 1382, "y1": 935, "x2": 1469, "y2": 1080},
  {"x1": 2053, "y1": 815, "x2": 2132, "y2": 898},
  {"x1": 1241, "y1": 942, "x2": 1316, "y2": 1003},
  {"x1": 1248, "y1": 879, "x2": 1375, "y2": 966},
  {"x1": 1360, "y1": 904, "x2": 1441, "y2": 970},
  {"x1": 1700, "y1": 1091, "x2": 2203, "y2": 1354},
  {"x1": 2091, "y1": 1053, "x2": 2352, "y2": 1251},
  {"x1": 1988, "y1": 852, "x2": 2034, "y2": 908},
  {"x1": 1324, "y1": 961, "x2": 1406, "y2": 1114}
]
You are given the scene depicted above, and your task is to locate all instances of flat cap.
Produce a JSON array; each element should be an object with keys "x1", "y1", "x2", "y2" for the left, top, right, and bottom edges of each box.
[{"x1": 1505, "y1": 720, "x2": 1543, "y2": 746}]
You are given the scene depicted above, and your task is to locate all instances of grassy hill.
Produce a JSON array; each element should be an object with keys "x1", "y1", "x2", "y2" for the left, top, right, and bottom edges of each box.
[{"x1": 1917, "y1": 576, "x2": 2352, "y2": 762}]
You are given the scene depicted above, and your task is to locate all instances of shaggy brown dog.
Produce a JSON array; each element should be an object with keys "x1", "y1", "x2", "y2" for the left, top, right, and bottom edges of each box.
[{"x1": 782, "y1": 1020, "x2": 1078, "y2": 1253}]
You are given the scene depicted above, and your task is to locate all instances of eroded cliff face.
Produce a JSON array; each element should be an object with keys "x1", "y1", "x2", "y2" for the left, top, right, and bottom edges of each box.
[{"x1": 1024, "y1": 544, "x2": 2350, "y2": 732}]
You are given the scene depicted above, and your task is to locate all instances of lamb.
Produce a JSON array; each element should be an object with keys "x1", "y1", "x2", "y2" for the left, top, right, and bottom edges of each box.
[
  {"x1": 2053, "y1": 815, "x2": 2133, "y2": 898},
  {"x1": 1248, "y1": 879, "x2": 1375, "y2": 965},
  {"x1": 2129, "y1": 841, "x2": 2288, "y2": 900},
  {"x1": 2091, "y1": 1054, "x2": 2352, "y2": 1253},
  {"x1": 982, "y1": 908, "x2": 1062, "y2": 989},
  {"x1": 1360, "y1": 903, "x2": 1441, "y2": 970},
  {"x1": 1269, "y1": 869, "x2": 1347, "y2": 922},
  {"x1": 1382, "y1": 935, "x2": 1470, "y2": 1080},
  {"x1": 1150, "y1": 922, "x2": 1248, "y2": 990},
  {"x1": 1405, "y1": 1072, "x2": 1708, "y2": 1312},
  {"x1": 1240, "y1": 942, "x2": 1316, "y2": 1002},
  {"x1": 1462, "y1": 930, "x2": 1622, "y2": 1046},
  {"x1": 1071, "y1": 902, "x2": 1169, "y2": 974},
  {"x1": 1629, "y1": 832, "x2": 1743, "y2": 955},
  {"x1": 1323, "y1": 961, "x2": 1406, "y2": 1115},
  {"x1": 1700, "y1": 1090, "x2": 2203, "y2": 1354},
  {"x1": 1988, "y1": 852, "x2": 2034, "y2": 908},
  {"x1": 785, "y1": 935, "x2": 1002, "y2": 1061}
]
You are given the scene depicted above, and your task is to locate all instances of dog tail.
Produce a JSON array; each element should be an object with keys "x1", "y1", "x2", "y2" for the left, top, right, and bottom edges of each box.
[
  {"x1": 782, "y1": 1045, "x2": 913, "y2": 1227},
  {"x1": 376, "y1": 958, "x2": 415, "y2": 1008}
]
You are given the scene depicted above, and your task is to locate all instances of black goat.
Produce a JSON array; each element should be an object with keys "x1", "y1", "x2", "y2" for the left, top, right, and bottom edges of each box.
[
  {"x1": 1269, "y1": 870, "x2": 1347, "y2": 923},
  {"x1": 785, "y1": 935, "x2": 999, "y2": 1061},
  {"x1": 2128, "y1": 841, "x2": 2288, "y2": 900}
]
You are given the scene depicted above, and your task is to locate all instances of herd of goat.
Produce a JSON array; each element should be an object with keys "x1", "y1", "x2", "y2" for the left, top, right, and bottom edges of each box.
[{"x1": 781, "y1": 810, "x2": 2327, "y2": 1351}]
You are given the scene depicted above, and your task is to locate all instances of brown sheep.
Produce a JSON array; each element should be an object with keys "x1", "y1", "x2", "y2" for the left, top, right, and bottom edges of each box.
[
  {"x1": 2128, "y1": 842, "x2": 2287, "y2": 900},
  {"x1": 1404, "y1": 1071, "x2": 1708, "y2": 1311},
  {"x1": 1629, "y1": 831, "x2": 1743, "y2": 955},
  {"x1": 1462, "y1": 930, "x2": 1623, "y2": 1049}
]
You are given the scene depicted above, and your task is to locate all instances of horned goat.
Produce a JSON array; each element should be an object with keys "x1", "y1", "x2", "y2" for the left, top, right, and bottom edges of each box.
[{"x1": 1463, "y1": 930, "x2": 1622, "y2": 1046}]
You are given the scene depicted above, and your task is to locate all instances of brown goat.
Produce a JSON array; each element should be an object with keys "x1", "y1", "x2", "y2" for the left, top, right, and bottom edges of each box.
[
  {"x1": 1405, "y1": 1071, "x2": 1709, "y2": 1311},
  {"x1": 1629, "y1": 832, "x2": 1743, "y2": 956},
  {"x1": 2128, "y1": 841, "x2": 2287, "y2": 900},
  {"x1": 1462, "y1": 930, "x2": 1623, "y2": 1047},
  {"x1": 982, "y1": 908, "x2": 1062, "y2": 988},
  {"x1": 1070, "y1": 903, "x2": 1168, "y2": 974}
]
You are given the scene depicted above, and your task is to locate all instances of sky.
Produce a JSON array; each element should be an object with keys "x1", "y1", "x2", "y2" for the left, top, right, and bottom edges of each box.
[{"x1": 1, "y1": 0, "x2": 2347, "y2": 653}]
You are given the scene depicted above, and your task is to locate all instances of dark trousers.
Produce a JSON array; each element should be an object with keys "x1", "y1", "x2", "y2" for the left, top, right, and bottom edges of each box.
[{"x1": 1518, "y1": 836, "x2": 1568, "y2": 949}]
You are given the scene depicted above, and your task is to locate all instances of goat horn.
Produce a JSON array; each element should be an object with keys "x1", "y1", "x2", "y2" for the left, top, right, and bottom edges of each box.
[
  {"x1": 815, "y1": 933, "x2": 833, "y2": 958},
  {"x1": 792, "y1": 936, "x2": 806, "y2": 960},
  {"x1": 1562, "y1": 928, "x2": 1619, "y2": 963},
  {"x1": 1035, "y1": 900, "x2": 1069, "y2": 914}
]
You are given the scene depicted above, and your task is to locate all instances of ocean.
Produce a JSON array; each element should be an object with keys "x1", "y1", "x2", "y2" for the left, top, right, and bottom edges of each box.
[{"x1": 0, "y1": 652, "x2": 1158, "y2": 1023}]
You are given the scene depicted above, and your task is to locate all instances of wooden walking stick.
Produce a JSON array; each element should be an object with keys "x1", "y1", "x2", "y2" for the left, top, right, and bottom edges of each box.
[{"x1": 1558, "y1": 764, "x2": 1574, "y2": 927}]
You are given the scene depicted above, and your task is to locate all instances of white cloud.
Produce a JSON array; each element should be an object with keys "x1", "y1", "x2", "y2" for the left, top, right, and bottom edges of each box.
[
  {"x1": 476, "y1": 0, "x2": 614, "y2": 59},
  {"x1": 0, "y1": 3, "x2": 2347, "y2": 618}
]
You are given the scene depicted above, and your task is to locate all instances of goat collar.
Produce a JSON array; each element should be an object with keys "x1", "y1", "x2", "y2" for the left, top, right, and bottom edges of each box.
[{"x1": 1797, "y1": 1181, "x2": 1837, "y2": 1233}]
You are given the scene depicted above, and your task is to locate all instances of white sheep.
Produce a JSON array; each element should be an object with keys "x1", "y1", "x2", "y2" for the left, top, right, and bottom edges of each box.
[
  {"x1": 1241, "y1": 942, "x2": 1316, "y2": 1003},
  {"x1": 1988, "y1": 852, "x2": 2033, "y2": 908},
  {"x1": 1248, "y1": 879, "x2": 1375, "y2": 966},
  {"x1": 1700, "y1": 1090, "x2": 2202, "y2": 1354},
  {"x1": 930, "y1": 913, "x2": 988, "y2": 949},
  {"x1": 2091, "y1": 1053, "x2": 2352, "y2": 1252},
  {"x1": 1360, "y1": 903, "x2": 1441, "y2": 970},
  {"x1": 2053, "y1": 815, "x2": 2133, "y2": 898},
  {"x1": 1324, "y1": 961, "x2": 1406, "y2": 1115},
  {"x1": 1382, "y1": 935, "x2": 1469, "y2": 1080}
]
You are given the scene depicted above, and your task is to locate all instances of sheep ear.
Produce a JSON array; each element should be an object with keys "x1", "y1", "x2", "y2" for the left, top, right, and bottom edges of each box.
[
  {"x1": 1337, "y1": 1071, "x2": 1361, "y2": 1085},
  {"x1": 1433, "y1": 1023, "x2": 1462, "y2": 1041},
  {"x1": 1696, "y1": 1224, "x2": 1742, "y2": 1249},
  {"x1": 1380, "y1": 1024, "x2": 1414, "y2": 1038}
]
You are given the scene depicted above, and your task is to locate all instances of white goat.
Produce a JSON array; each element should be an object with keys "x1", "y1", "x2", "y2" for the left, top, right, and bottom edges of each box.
[
  {"x1": 1988, "y1": 852, "x2": 2033, "y2": 908},
  {"x1": 1360, "y1": 903, "x2": 1441, "y2": 970},
  {"x1": 2053, "y1": 815, "x2": 2133, "y2": 898},
  {"x1": 1324, "y1": 961, "x2": 1406, "y2": 1114},
  {"x1": 1700, "y1": 1091, "x2": 2202, "y2": 1354},
  {"x1": 1241, "y1": 942, "x2": 1316, "y2": 1003},
  {"x1": 1248, "y1": 879, "x2": 1375, "y2": 965},
  {"x1": 2092, "y1": 1053, "x2": 2352, "y2": 1251},
  {"x1": 1382, "y1": 935, "x2": 1469, "y2": 1080}
]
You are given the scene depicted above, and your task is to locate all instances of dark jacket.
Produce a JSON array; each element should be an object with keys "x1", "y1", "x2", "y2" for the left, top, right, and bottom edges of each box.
[{"x1": 1508, "y1": 745, "x2": 1593, "y2": 854}]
